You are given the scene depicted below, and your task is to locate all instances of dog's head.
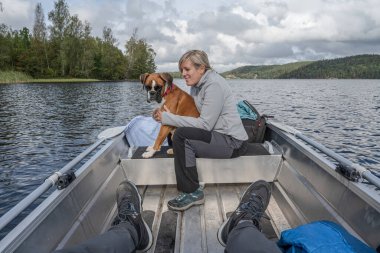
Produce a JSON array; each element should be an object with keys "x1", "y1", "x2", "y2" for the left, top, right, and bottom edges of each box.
[{"x1": 140, "y1": 73, "x2": 173, "y2": 103}]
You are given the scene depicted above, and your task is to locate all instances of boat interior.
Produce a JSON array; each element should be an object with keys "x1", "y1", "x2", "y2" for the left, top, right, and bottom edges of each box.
[{"x1": 1, "y1": 123, "x2": 379, "y2": 253}]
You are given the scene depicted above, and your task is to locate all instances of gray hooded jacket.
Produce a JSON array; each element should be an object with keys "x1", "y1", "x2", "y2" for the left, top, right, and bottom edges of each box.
[{"x1": 161, "y1": 70, "x2": 248, "y2": 141}]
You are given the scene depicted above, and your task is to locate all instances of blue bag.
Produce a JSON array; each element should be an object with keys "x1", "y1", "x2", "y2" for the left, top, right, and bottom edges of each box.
[
  {"x1": 236, "y1": 100, "x2": 266, "y2": 143},
  {"x1": 278, "y1": 220, "x2": 376, "y2": 253}
]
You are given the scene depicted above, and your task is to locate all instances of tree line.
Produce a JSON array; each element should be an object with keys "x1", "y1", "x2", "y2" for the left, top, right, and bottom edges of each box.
[
  {"x1": 222, "y1": 55, "x2": 380, "y2": 79},
  {"x1": 279, "y1": 55, "x2": 380, "y2": 79},
  {"x1": 0, "y1": 0, "x2": 156, "y2": 80}
]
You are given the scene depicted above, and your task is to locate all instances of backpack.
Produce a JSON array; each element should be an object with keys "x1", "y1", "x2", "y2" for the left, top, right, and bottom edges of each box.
[{"x1": 237, "y1": 100, "x2": 268, "y2": 143}]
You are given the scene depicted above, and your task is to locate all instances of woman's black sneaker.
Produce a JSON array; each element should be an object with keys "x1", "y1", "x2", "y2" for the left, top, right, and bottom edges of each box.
[
  {"x1": 217, "y1": 180, "x2": 271, "y2": 247},
  {"x1": 115, "y1": 180, "x2": 153, "y2": 252}
]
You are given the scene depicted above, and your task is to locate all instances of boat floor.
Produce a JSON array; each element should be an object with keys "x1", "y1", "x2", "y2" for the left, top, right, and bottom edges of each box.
[{"x1": 133, "y1": 183, "x2": 290, "y2": 253}]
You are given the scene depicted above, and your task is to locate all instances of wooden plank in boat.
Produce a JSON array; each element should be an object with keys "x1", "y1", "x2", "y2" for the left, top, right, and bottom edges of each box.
[
  {"x1": 267, "y1": 197, "x2": 291, "y2": 237},
  {"x1": 179, "y1": 206, "x2": 204, "y2": 253},
  {"x1": 217, "y1": 184, "x2": 241, "y2": 220},
  {"x1": 203, "y1": 184, "x2": 224, "y2": 252},
  {"x1": 152, "y1": 186, "x2": 178, "y2": 253},
  {"x1": 154, "y1": 210, "x2": 177, "y2": 253},
  {"x1": 141, "y1": 185, "x2": 177, "y2": 253},
  {"x1": 141, "y1": 185, "x2": 162, "y2": 233}
]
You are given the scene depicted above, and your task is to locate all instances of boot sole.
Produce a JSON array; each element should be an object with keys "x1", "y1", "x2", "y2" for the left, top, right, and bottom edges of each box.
[
  {"x1": 217, "y1": 219, "x2": 228, "y2": 247},
  {"x1": 139, "y1": 219, "x2": 153, "y2": 252},
  {"x1": 167, "y1": 198, "x2": 205, "y2": 211}
]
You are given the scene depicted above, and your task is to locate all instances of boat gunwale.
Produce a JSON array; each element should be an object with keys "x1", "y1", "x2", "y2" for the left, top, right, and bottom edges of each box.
[
  {"x1": 267, "y1": 122, "x2": 380, "y2": 212},
  {"x1": 0, "y1": 135, "x2": 127, "y2": 253}
]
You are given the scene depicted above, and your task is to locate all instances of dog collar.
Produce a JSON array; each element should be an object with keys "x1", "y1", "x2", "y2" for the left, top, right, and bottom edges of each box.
[{"x1": 162, "y1": 83, "x2": 173, "y2": 97}]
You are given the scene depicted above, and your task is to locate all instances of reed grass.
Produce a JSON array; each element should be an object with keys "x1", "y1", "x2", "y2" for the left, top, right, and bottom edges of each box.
[
  {"x1": 0, "y1": 71, "x2": 100, "y2": 84},
  {"x1": 30, "y1": 78, "x2": 100, "y2": 83},
  {"x1": 0, "y1": 71, "x2": 32, "y2": 83}
]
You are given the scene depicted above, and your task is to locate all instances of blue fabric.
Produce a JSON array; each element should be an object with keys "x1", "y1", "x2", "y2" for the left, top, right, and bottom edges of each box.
[
  {"x1": 277, "y1": 221, "x2": 375, "y2": 253},
  {"x1": 124, "y1": 116, "x2": 168, "y2": 147},
  {"x1": 237, "y1": 100, "x2": 257, "y2": 120}
]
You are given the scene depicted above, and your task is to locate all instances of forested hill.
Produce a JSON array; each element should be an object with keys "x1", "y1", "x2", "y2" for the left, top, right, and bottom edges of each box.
[
  {"x1": 0, "y1": 0, "x2": 156, "y2": 81},
  {"x1": 222, "y1": 54, "x2": 380, "y2": 79}
]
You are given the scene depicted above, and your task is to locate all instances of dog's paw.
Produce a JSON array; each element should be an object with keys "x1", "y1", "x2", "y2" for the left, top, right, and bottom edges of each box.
[
  {"x1": 146, "y1": 146, "x2": 155, "y2": 151},
  {"x1": 142, "y1": 149, "x2": 156, "y2": 158},
  {"x1": 166, "y1": 148, "x2": 174, "y2": 155}
]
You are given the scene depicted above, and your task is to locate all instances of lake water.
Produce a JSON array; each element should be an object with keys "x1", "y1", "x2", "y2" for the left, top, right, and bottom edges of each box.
[{"x1": 0, "y1": 79, "x2": 379, "y2": 237}]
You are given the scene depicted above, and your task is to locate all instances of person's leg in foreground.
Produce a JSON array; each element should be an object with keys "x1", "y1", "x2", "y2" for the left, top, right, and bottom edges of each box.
[
  {"x1": 217, "y1": 180, "x2": 282, "y2": 253},
  {"x1": 54, "y1": 180, "x2": 152, "y2": 253},
  {"x1": 167, "y1": 127, "x2": 247, "y2": 211}
]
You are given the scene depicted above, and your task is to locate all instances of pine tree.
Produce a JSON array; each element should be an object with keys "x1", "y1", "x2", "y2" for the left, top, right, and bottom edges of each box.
[
  {"x1": 48, "y1": 0, "x2": 70, "y2": 76},
  {"x1": 32, "y1": 3, "x2": 49, "y2": 74},
  {"x1": 99, "y1": 27, "x2": 127, "y2": 80},
  {"x1": 125, "y1": 29, "x2": 156, "y2": 79}
]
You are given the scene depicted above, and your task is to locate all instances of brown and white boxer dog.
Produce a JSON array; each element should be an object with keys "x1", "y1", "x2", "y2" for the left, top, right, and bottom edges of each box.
[{"x1": 140, "y1": 72, "x2": 200, "y2": 158}]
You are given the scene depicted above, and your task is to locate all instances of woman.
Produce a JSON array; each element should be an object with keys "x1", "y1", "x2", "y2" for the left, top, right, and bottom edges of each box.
[{"x1": 154, "y1": 50, "x2": 248, "y2": 211}]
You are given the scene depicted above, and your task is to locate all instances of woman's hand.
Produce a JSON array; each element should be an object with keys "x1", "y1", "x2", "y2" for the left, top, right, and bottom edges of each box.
[
  {"x1": 152, "y1": 108, "x2": 160, "y2": 121},
  {"x1": 153, "y1": 105, "x2": 170, "y2": 122}
]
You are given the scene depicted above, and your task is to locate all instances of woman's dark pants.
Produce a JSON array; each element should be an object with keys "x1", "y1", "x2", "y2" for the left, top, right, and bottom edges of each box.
[{"x1": 172, "y1": 127, "x2": 247, "y2": 193}]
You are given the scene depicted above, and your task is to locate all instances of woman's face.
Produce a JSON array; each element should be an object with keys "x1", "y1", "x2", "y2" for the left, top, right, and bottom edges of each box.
[{"x1": 180, "y1": 59, "x2": 206, "y2": 86}]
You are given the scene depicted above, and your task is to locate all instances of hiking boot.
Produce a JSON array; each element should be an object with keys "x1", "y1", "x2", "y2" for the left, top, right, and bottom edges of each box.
[
  {"x1": 217, "y1": 180, "x2": 271, "y2": 247},
  {"x1": 167, "y1": 187, "x2": 205, "y2": 211},
  {"x1": 114, "y1": 180, "x2": 153, "y2": 252}
]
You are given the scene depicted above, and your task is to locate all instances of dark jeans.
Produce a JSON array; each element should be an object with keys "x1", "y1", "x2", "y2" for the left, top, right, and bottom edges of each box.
[
  {"x1": 172, "y1": 127, "x2": 247, "y2": 193},
  {"x1": 225, "y1": 221, "x2": 282, "y2": 253},
  {"x1": 54, "y1": 221, "x2": 280, "y2": 253},
  {"x1": 53, "y1": 222, "x2": 138, "y2": 253}
]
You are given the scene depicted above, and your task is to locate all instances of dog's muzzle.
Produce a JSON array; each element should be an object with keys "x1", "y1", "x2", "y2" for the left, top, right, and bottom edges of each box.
[
  {"x1": 144, "y1": 84, "x2": 163, "y2": 103},
  {"x1": 146, "y1": 90, "x2": 162, "y2": 103}
]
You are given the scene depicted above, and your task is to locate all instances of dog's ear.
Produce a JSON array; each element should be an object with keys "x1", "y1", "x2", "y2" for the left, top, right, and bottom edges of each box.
[
  {"x1": 140, "y1": 73, "x2": 149, "y2": 84},
  {"x1": 159, "y1": 73, "x2": 173, "y2": 86}
]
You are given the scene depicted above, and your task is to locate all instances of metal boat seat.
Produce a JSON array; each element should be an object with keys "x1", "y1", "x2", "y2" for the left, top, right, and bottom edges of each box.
[
  {"x1": 120, "y1": 143, "x2": 282, "y2": 186},
  {"x1": 131, "y1": 143, "x2": 271, "y2": 159}
]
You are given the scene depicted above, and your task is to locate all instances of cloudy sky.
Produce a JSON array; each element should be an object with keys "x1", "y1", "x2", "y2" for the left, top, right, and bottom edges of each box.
[{"x1": 1, "y1": 0, "x2": 380, "y2": 72}]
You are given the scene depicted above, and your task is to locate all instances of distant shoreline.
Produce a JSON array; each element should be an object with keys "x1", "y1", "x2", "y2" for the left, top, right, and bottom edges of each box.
[
  {"x1": 0, "y1": 79, "x2": 141, "y2": 84},
  {"x1": 0, "y1": 78, "x2": 101, "y2": 84},
  {"x1": 0, "y1": 71, "x2": 139, "y2": 84},
  {"x1": 221, "y1": 54, "x2": 380, "y2": 79}
]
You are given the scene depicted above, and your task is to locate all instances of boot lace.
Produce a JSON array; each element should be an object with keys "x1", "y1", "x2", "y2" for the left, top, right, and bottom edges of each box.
[
  {"x1": 175, "y1": 192, "x2": 188, "y2": 201},
  {"x1": 237, "y1": 194, "x2": 269, "y2": 226},
  {"x1": 118, "y1": 196, "x2": 138, "y2": 222}
]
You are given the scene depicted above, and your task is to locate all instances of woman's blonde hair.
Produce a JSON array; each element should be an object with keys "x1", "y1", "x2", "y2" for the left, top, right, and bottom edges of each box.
[{"x1": 178, "y1": 50, "x2": 212, "y2": 72}]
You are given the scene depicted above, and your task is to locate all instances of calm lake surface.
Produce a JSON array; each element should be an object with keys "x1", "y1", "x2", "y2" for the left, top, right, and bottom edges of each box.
[{"x1": 0, "y1": 79, "x2": 379, "y2": 236}]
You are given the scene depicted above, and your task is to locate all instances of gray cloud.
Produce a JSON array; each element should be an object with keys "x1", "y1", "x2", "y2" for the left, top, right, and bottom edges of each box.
[
  {"x1": 138, "y1": 24, "x2": 177, "y2": 44},
  {"x1": 0, "y1": 0, "x2": 34, "y2": 30},
  {"x1": 125, "y1": 0, "x2": 145, "y2": 18},
  {"x1": 187, "y1": 8, "x2": 258, "y2": 36},
  {"x1": 1, "y1": 0, "x2": 380, "y2": 72}
]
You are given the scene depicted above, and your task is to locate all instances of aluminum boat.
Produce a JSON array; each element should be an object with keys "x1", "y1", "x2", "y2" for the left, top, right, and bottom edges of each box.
[{"x1": 0, "y1": 120, "x2": 379, "y2": 252}]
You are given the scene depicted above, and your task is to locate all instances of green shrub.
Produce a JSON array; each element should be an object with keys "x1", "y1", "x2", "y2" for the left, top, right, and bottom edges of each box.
[{"x1": 0, "y1": 71, "x2": 33, "y2": 83}]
